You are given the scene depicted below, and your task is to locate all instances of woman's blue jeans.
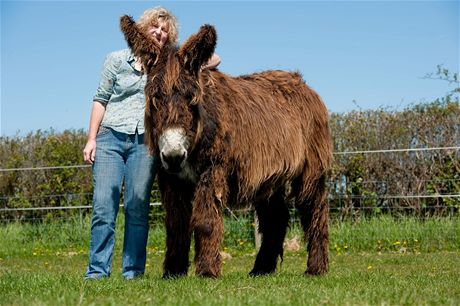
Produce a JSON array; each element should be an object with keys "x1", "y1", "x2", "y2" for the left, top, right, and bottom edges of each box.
[{"x1": 85, "y1": 127, "x2": 157, "y2": 279}]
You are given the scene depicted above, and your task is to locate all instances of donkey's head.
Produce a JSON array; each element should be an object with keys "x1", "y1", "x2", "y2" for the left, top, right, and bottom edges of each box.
[{"x1": 120, "y1": 16, "x2": 217, "y2": 173}]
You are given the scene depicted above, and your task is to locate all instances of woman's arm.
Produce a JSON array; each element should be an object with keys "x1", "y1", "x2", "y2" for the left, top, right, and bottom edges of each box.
[
  {"x1": 202, "y1": 53, "x2": 221, "y2": 70},
  {"x1": 83, "y1": 52, "x2": 119, "y2": 164}
]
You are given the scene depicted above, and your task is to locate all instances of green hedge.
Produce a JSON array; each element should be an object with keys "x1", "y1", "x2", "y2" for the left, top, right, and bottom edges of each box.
[{"x1": 1, "y1": 69, "x2": 458, "y2": 221}]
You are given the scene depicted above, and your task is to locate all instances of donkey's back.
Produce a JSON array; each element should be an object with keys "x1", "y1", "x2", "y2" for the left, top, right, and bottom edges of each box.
[{"x1": 204, "y1": 69, "x2": 331, "y2": 198}]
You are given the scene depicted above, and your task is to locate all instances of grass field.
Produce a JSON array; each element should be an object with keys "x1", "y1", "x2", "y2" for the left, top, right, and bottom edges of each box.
[{"x1": 0, "y1": 215, "x2": 459, "y2": 305}]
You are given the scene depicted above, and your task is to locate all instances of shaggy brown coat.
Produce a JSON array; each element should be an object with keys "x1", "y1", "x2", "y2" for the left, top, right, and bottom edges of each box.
[{"x1": 120, "y1": 16, "x2": 333, "y2": 278}]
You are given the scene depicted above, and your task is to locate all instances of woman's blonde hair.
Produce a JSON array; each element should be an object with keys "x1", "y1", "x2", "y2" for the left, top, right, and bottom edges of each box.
[{"x1": 137, "y1": 6, "x2": 179, "y2": 45}]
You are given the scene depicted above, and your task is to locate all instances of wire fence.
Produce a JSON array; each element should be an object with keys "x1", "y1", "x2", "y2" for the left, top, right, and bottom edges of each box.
[{"x1": 1, "y1": 146, "x2": 459, "y2": 223}]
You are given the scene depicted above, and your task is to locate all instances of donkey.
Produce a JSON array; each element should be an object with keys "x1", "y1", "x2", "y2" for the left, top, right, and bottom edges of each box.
[{"x1": 120, "y1": 16, "x2": 333, "y2": 278}]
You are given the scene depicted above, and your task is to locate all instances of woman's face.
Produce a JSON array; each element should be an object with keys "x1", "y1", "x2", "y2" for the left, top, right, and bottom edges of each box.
[{"x1": 147, "y1": 18, "x2": 169, "y2": 47}]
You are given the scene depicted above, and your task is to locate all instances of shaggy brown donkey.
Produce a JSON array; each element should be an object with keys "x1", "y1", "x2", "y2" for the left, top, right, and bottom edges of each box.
[{"x1": 120, "y1": 16, "x2": 333, "y2": 278}]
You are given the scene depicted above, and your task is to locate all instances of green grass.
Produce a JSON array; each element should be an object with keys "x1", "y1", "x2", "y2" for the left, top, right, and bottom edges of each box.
[{"x1": 0, "y1": 216, "x2": 459, "y2": 305}]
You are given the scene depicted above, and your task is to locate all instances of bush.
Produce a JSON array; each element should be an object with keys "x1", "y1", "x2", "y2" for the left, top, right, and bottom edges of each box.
[{"x1": 1, "y1": 68, "x2": 458, "y2": 221}]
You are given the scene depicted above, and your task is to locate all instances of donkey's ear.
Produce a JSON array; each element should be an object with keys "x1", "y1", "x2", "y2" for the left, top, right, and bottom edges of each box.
[
  {"x1": 178, "y1": 24, "x2": 217, "y2": 75},
  {"x1": 120, "y1": 15, "x2": 161, "y2": 63}
]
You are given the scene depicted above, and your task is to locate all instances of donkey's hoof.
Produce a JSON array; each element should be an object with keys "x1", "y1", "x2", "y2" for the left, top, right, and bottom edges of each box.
[
  {"x1": 249, "y1": 268, "x2": 275, "y2": 277},
  {"x1": 197, "y1": 271, "x2": 220, "y2": 278},
  {"x1": 162, "y1": 271, "x2": 187, "y2": 280},
  {"x1": 304, "y1": 268, "x2": 327, "y2": 276}
]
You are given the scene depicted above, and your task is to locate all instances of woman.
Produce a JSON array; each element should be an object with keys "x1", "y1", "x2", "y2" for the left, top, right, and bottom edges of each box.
[{"x1": 83, "y1": 7, "x2": 220, "y2": 280}]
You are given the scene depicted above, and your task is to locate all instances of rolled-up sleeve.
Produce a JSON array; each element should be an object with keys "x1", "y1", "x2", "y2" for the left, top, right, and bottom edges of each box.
[{"x1": 93, "y1": 52, "x2": 121, "y2": 105}]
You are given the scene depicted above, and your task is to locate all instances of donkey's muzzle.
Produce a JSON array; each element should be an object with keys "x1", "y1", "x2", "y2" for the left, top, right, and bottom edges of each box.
[{"x1": 161, "y1": 151, "x2": 187, "y2": 173}]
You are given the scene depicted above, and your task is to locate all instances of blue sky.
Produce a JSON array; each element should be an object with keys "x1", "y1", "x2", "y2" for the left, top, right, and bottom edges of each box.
[{"x1": 1, "y1": 1, "x2": 458, "y2": 136}]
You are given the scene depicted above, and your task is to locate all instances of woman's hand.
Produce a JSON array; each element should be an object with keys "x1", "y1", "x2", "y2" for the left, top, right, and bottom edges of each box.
[
  {"x1": 202, "y1": 53, "x2": 221, "y2": 70},
  {"x1": 83, "y1": 101, "x2": 106, "y2": 165},
  {"x1": 83, "y1": 139, "x2": 97, "y2": 165}
]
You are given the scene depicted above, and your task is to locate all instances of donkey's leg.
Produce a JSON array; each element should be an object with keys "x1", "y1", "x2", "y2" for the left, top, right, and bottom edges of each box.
[
  {"x1": 250, "y1": 189, "x2": 289, "y2": 276},
  {"x1": 159, "y1": 172, "x2": 194, "y2": 279},
  {"x1": 294, "y1": 174, "x2": 329, "y2": 276},
  {"x1": 191, "y1": 167, "x2": 227, "y2": 278}
]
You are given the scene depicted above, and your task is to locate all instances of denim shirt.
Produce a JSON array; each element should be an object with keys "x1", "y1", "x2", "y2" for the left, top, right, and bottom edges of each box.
[{"x1": 93, "y1": 49, "x2": 147, "y2": 134}]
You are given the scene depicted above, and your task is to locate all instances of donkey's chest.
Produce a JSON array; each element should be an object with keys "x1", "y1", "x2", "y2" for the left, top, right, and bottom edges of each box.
[{"x1": 177, "y1": 161, "x2": 199, "y2": 183}]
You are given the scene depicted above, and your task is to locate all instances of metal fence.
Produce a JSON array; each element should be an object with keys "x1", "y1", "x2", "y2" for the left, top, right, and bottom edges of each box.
[{"x1": 1, "y1": 146, "x2": 459, "y2": 223}]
